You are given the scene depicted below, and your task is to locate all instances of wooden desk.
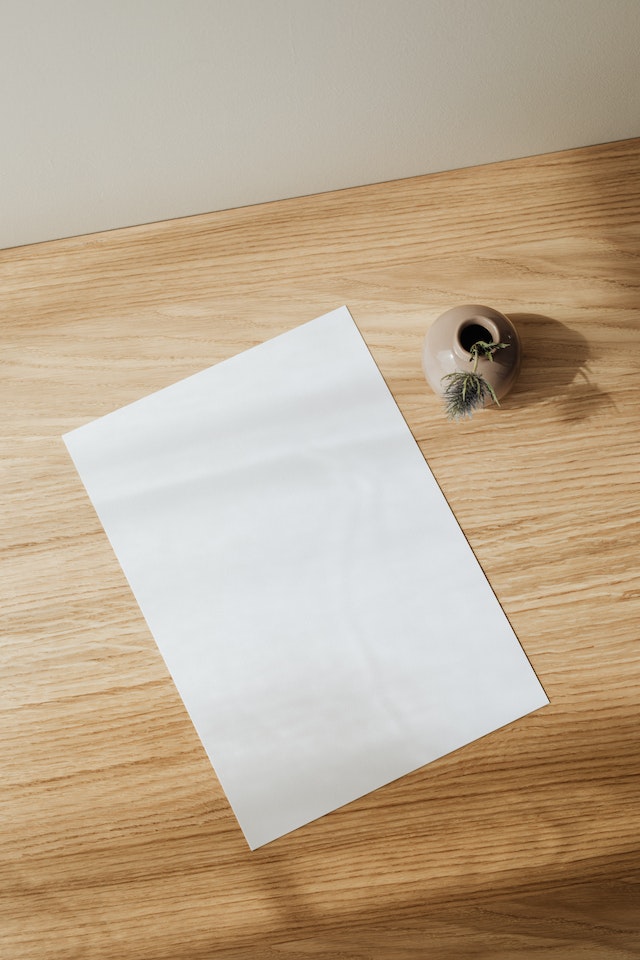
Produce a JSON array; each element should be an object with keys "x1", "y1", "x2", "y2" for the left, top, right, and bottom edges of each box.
[{"x1": 2, "y1": 139, "x2": 639, "y2": 959}]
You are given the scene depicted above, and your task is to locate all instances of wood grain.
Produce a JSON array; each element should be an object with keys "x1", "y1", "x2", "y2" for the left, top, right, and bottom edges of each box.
[{"x1": 2, "y1": 138, "x2": 639, "y2": 959}]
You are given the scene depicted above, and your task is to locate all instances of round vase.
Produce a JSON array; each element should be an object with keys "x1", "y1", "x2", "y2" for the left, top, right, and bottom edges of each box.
[{"x1": 422, "y1": 304, "x2": 521, "y2": 405}]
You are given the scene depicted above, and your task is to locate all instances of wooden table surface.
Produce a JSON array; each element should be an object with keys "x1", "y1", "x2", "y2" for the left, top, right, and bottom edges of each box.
[{"x1": 2, "y1": 138, "x2": 639, "y2": 959}]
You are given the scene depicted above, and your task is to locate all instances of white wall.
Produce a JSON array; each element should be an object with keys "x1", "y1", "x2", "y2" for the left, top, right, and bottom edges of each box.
[{"x1": 1, "y1": 0, "x2": 639, "y2": 250}]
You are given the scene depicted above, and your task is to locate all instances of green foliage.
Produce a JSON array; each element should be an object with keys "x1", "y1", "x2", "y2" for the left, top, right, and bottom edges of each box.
[
  {"x1": 441, "y1": 339, "x2": 509, "y2": 420},
  {"x1": 469, "y1": 340, "x2": 509, "y2": 364},
  {"x1": 442, "y1": 371, "x2": 499, "y2": 419}
]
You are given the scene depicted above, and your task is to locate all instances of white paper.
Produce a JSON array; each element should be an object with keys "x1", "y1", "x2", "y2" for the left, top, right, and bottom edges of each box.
[{"x1": 63, "y1": 306, "x2": 548, "y2": 849}]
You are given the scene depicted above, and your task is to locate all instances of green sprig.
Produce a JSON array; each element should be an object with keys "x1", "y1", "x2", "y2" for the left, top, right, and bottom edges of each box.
[{"x1": 441, "y1": 339, "x2": 509, "y2": 420}]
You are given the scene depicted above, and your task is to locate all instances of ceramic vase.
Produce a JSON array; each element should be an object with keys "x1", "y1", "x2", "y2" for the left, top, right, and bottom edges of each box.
[{"x1": 422, "y1": 304, "x2": 521, "y2": 405}]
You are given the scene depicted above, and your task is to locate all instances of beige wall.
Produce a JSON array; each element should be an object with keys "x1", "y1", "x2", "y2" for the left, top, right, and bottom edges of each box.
[{"x1": 1, "y1": 0, "x2": 639, "y2": 250}]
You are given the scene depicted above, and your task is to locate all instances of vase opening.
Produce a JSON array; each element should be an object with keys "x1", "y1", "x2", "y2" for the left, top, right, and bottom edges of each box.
[{"x1": 458, "y1": 321, "x2": 494, "y2": 354}]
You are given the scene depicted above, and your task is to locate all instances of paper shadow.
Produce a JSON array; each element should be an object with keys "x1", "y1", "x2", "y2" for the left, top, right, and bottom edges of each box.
[{"x1": 504, "y1": 313, "x2": 614, "y2": 421}]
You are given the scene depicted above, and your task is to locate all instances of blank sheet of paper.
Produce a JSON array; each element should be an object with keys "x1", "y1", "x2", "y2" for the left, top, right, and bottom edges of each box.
[{"x1": 63, "y1": 306, "x2": 548, "y2": 849}]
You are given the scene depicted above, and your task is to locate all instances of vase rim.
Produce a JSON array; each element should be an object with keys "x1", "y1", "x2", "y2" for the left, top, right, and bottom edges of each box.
[{"x1": 454, "y1": 316, "x2": 501, "y2": 359}]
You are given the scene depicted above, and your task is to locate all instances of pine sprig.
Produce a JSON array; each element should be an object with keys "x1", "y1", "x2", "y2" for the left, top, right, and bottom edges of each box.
[
  {"x1": 469, "y1": 340, "x2": 509, "y2": 363},
  {"x1": 441, "y1": 339, "x2": 509, "y2": 420},
  {"x1": 442, "y1": 371, "x2": 498, "y2": 419}
]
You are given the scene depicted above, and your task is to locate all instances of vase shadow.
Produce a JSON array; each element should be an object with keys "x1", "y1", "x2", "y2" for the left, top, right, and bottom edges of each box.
[{"x1": 503, "y1": 313, "x2": 614, "y2": 421}]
